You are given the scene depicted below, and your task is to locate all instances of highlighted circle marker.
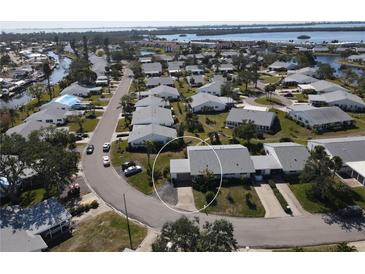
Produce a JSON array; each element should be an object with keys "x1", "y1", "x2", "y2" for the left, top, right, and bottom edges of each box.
[{"x1": 151, "y1": 135, "x2": 223, "y2": 214}]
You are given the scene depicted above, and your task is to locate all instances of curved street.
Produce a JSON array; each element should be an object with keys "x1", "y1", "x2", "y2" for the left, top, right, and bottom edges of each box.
[{"x1": 82, "y1": 69, "x2": 365, "y2": 248}]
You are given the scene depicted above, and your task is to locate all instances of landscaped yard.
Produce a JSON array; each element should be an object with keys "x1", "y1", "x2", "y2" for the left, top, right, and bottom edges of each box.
[
  {"x1": 290, "y1": 182, "x2": 365, "y2": 214},
  {"x1": 255, "y1": 96, "x2": 283, "y2": 106},
  {"x1": 259, "y1": 74, "x2": 281, "y2": 84},
  {"x1": 175, "y1": 78, "x2": 196, "y2": 98},
  {"x1": 115, "y1": 118, "x2": 129, "y2": 132},
  {"x1": 84, "y1": 94, "x2": 110, "y2": 106},
  {"x1": 68, "y1": 117, "x2": 99, "y2": 132},
  {"x1": 111, "y1": 140, "x2": 186, "y2": 194},
  {"x1": 51, "y1": 211, "x2": 147, "y2": 252},
  {"x1": 193, "y1": 185, "x2": 265, "y2": 217}
]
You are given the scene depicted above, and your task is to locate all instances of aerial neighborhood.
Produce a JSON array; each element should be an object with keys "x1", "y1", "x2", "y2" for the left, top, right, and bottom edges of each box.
[{"x1": 1, "y1": 22, "x2": 365, "y2": 253}]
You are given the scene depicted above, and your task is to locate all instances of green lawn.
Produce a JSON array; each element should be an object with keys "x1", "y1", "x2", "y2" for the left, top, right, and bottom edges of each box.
[
  {"x1": 175, "y1": 78, "x2": 196, "y2": 97},
  {"x1": 292, "y1": 93, "x2": 308, "y2": 102},
  {"x1": 19, "y1": 188, "x2": 47, "y2": 207},
  {"x1": 51, "y1": 211, "x2": 147, "y2": 252},
  {"x1": 290, "y1": 183, "x2": 365, "y2": 214},
  {"x1": 194, "y1": 185, "x2": 265, "y2": 217},
  {"x1": 115, "y1": 119, "x2": 129, "y2": 132},
  {"x1": 111, "y1": 140, "x2": 185, "y2": 194},
  {"x1": 84, "y1": 95, "x2": 110, "y2": 106},
  {"x1": 255, "y1": 96, "x2": 283, "y2": 106},
  {"x1": 68, "y1": 118, "x2": 99, "y2": 133},
  {"x1": 259, "y1": 74, "x2": 281, "y2": 84}
]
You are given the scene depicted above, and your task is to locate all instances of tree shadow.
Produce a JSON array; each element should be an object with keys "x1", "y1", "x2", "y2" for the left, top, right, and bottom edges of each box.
[{"x1": 322, "y1": 212, "x2": 365, "y2": 232}]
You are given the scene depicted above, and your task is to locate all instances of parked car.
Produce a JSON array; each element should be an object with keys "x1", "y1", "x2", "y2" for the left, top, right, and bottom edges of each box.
[
  {"x1": 124, "y1": 165, "x2": 142, "y2": 177},
  {"x1": 122, "y1": 161, "x2": 136, "y2": 171},
  {"x1": 103, "y1": 156, "x2": 111, "y2": 167},
  {"x1": 75, "y1": 133, "x2": 88, "y2": 140},
  {"x1": 337, "y1": 205, "x2": 363, "y2": 218},
  {"x1": 86, "y1": 144, "x2": 95, "y2": 154},
  {"x1": 103, "y1": 142, "x2": 111, "y2": 152}
]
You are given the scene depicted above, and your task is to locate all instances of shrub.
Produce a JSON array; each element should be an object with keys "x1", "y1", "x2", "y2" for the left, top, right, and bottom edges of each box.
[
  {"x1": 90, "y1": 200, "x2": 99, "y2": 209},
  {"x1": 205, "y1": 191, "x2": 217, "y2": 206},
  {"x1": 245, "y1": 192, "x2": 256, "y2": 210}
]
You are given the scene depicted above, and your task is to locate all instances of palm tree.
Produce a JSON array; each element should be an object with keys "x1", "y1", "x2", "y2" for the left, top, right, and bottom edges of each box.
[
  {"x1": 72, "y1": 114, "x2": 85, "y2": 133},
  {"x1": 42, "y1": 61, "x2": 53, "y2": 100},
  {"x1": 144, "y1": 140, "x2": 156, "y2": 169}
]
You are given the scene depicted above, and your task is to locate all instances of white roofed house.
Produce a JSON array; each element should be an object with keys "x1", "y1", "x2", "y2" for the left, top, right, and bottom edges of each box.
[
  {"x1": 185, "y1": 65, "x2": 204, "y2": 75},
  {"x1": 217, "y1": 63, "x2": 235, "y2": 74},
  {"x1": 301, "y1": 80, "x2": 349, "y2": 94},
  {"x1": 308, "y1": 90, "x2": 365, "y2": 112},
  {"x1": 170, "y1": 144, "x2": 255, "y2": 183},
  {"x1": 146, "y1": 76, "x2": 175, "y2": 88},
  {"x1": 148, "y1": 85, "x2": 180, "y2": 100},
  {"x1": 60, "y1": 82, "x2": 102, "y2": 97},
  {"x1": 187, "y1": 75, "x2": 204, "y2": 87},
  {"x1": 142, "y1": 62, "x2": 162, "y2": 77},
  {"x1": 131, "y1": 106, "x2": 174, "y2": 127},
  {"x1": 282, "y1": 73, "x2": 318, "y2": 87},
  {"x1": 287, "y1": 105, "x2": 354, "y2": 132},
  {"x1": 189, "y1": 93, "x2": 227, "y2": 113},
  {"x1": 347, "y1": 54, "x2": 365, "y2": 62},
  {"x1": 128, "y1": 124, "x2": 177, "y2": 148},
  {"x1": 287, "y1": 67, "x2": 317, "y2": 77},
  {"x1": 134, "y1": 95, "x2": 170, "y2": 110},
  {"x1": 226, "y1": 108, "x2": 277, "y2": 133},
  {"x1": 268, "y1": 61, "x2": 297, "y2": 71},
  {"x1": 307, "y1": 136, "x2": 365, "y2": 185},
  {"x1": 24, "y1": 104, "x2": 70, "y2": 126},
  {"x1": 6, "y1": 121, "x2": 52, "y2": 139},
  {"x1": 167, "y1": 61, "x2": 184, "y2": 76},
  {"x1": 197, "y1": 81, "x2": 224, "y2": 96}
]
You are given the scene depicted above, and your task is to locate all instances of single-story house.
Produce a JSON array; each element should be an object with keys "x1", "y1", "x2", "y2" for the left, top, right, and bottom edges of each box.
[
  {"x1": 283, "y1": 73, "x2": 318, "y2": 86},
  {"x1": 155, "y1": 54, "x2": 174, "y2": 62},
  {"x1": 89, "y1": 54, "x2": 107, "y2": 76},
  {"x1": 268, "y1": 61, "x2": 297, "y2": 71},
  {"x1": 40, "y1": 95, "x2": 82, "y2": 111},
  {"x1": 146, "y1": 76, "x2": 175, "y2": 88},
  {"x1": 148, "y1": 85, "x2": 180, "y2": 99},
  {"x1": 226, "y1": 108, "x2": 277, "y2": 132},
  {"x1": 24, "y1": 104, "x2": 70, "y2": 125},
  {"x1": 217, "y1": 63, "x2": 235, "y2": 73},
  {"x1": 288, "y1": 67, "x2": 317, "y2": 77},
  {"x1": 288, "y1": 105, "x2": 354, "y2": 132},
  {"x1": 308, "y1": 90, "x2": 365, "y2": 111},
  {"x1": 170, "y1": 144, "x2": 255, "y2": 182},
  {"x1": 348, "y1": 54, "x2": 365, "y2": 62},
  {"x1": 251, "y1": 155, "x2": 282, "y2": 180},
  {"x1": 312, "y1": 47, "x2": 329, "y2": 53},
  {"x1": 197, "y1": 81, "x2": 224, "y2": 96},
  {"x1": 139, "y1": 56, "x2": 152, "y2": 63},
  {"x1": 142, "y1": 62, "x2": 162, "y2": 76},
  {"x1": 189, "y1": 93, "x2": 227, "y2": 113},
  {"x1": 185, "y1": 65, "x2": 204, "y2": 75},
  {"x1": 187, "y1": 75, "x2": 204, "y2": 87},
  {"x1": 96, "y1": 76, "x2": 108, "y2": 86},
  {"x1": 135, "y1": 95, "x2": 170, "y2": 109},
  {"x1": 131, "y1": 106, "x2": 174, "y2": 127},
  {"x1": 0, "y1": 198, "x2": 72, "y2": 252},
  {"x1": 300, "y1": 80, "x2": 348, "y2": 94},
  {"x1": 128, "y1": 124, "x2": 177, "y2": 148},
  {"x1": 263, "y1": 142, "x2": 310, "y2": 174},
  {"x1": 6, "y1": 120, "x2": 52, "y2": 139},
  {"x1": 307, "y1": 136, "x2": 365, "y2": 185},
  {"x1": 167, "y1": 61, "x2": 184, "y2": 75},
  {"x1": 60, "y1": 82, "x2": 102, "y2": 97}
]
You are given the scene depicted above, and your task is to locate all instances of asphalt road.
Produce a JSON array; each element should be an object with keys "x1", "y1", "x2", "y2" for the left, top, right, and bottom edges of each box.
[{"x1": 82, "y1": 69, "x2": 365, "y2": 248}]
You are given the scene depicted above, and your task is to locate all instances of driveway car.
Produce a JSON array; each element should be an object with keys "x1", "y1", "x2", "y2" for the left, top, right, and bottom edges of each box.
[
  {"x1": 103, "y1": 156, "x2": 111, "y2": 167},
  {"x1": 124, "y1": 165, "x2": 142, "y2": 177},
  {"x1": 86, "y1": 144, "x2": 95, "y2": 154},
  {"x1": 122, "y1": 161, "x2": 136, "y2": 171},
  {"x1": 103, "y1": 142, "x2": 111, "y2": 152}
]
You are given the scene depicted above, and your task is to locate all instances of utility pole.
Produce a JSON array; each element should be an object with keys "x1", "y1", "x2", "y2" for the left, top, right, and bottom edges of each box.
[{"x1": 123, "y1": 193, "x2": 133, "y2": 250}]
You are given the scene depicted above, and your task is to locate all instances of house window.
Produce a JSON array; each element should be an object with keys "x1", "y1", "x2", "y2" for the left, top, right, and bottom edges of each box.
[{"x1": 46, "y1": 119, "x2": 53, "y2": 123}]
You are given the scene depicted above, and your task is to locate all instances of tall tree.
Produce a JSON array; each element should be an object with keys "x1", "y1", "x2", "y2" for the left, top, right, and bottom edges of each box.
[
  {"x1": 144, "y1": 140, "x2": 156, "y2": 169},
  {"x1": 317, "y1": 63, "x2": 335, "y2": 80},
  {"x1": 233, "y1": 121, "x2": 257, "y2": 144},
  {"x1": 103, "y1": 38, "x2": 111, "y2": 63},
  {"x1": 82, "y1": 36, "x2": 89, "y2": 62},
  {"x1": 28, "y1": 83, "x2": 44, "y2": 104},
  {"x1": 42, "y1": 61, "x2": 53, "y2": 100}
]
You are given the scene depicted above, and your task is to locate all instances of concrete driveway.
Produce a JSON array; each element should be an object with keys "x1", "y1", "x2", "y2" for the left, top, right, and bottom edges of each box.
[
  {"x1": 276, "y1": 183, "x2": 309, "y2": 216},
  {"x1": 254, "y1": 183, "x2": 289, "y2": 218},
  {"x1": 175, "y1": 187, "x2": 197, "y2": 212}
]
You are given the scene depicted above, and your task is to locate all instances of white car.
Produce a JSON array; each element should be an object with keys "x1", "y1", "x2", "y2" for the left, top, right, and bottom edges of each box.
[
  {"x1": 124, "y1": 165, "x2": 142, "y2": 177},
  {"x1": 103, "y1": 142, "x2": 111, "y2": 152},
  {"x1": 103, "y1": 156, "x2": 111, "y2": 167}
]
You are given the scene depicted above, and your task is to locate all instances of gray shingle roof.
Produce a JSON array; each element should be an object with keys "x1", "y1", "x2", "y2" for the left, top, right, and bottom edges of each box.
[
  {"x1": 187, "y1": 144, "x2": 255, "y2": 176},
  {"x1": 6, "y1": 121, "x2": 52, "y2": 138},
  {"x1": 189, "y1": 93, "x2": 226, "y2": 109},
  {"x1": 142, "y1": 62, "x2": 162, "y2": 74},
  {"x1": 146, "y1": 76, "x2": 174, "y2": 87},
  {"x1": 60, "y1": 82, "x2": 101, "y2": 97},
  {"x1": 309, "y1": 80, "x2": 348, "y2": 93},
  {"x1": 148, "y1": 85, "x2": 180, "y2": 98},
  {"x1": 227, "y1": 108, "x2": 277, "y2": 127},
  {"x1": 128, "y1": 124, "x2": 177, "y2": 143},
  {"x1": 135, "y1": 96, "x2": 169, "y2": 108},
  {"x1": 131, "y1": 106, "x2": 174, "y2": 126},
  {"x1": 289, "y1": 106, "x2": 353, "y2": 126},
  {"x1": 268, "y1": 61, "x2": 297, "y2": 70},
  {"x1": 251, "y1": 155, "x2": 282, "y2": 170},
  {"x1": 89, "y1": 54, "x2": 107, "y2": 76},
  {"x1": 308, "y1": 136, "x2": 365, "y2": 162},
  {"x1": 25, "y1": 104, "x2": 69, "y2": 123},
  {"x1": 308, "y1": 90, "x2": 365, "y2": 106},
  {"x1": 197, "y1": 81, "x2": 224, "y2": 95},
  {"x1": 264, "y1": 142, "x2": 310, "y2": 172},
  {"x1": 170, "y1": 159, "x2": 191, "y2": 174},
  {"x1": 283, "y1": 73, "x2": 318, "y2": 84}
]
